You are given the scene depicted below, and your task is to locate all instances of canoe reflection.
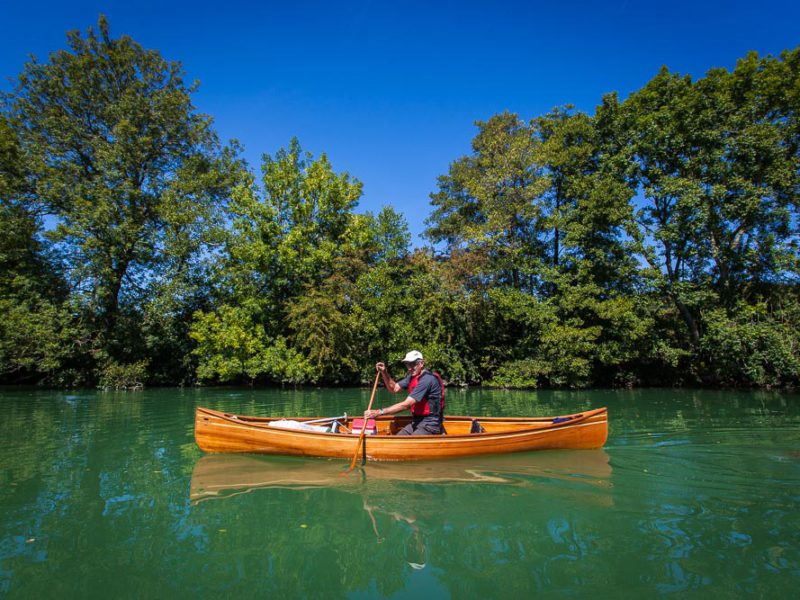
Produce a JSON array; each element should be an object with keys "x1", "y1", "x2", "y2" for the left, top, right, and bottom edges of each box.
[{"x1": 189, "y1": 450, "x2": 612, "y2": 504}]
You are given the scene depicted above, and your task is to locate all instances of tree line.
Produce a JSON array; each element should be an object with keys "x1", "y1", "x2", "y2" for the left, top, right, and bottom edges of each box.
[{"x1": 1, "y1": 18, "x2": 798, "y2": 389}]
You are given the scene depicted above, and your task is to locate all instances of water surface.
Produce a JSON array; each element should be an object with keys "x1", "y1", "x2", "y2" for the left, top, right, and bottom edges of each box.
[{"x1": 1, "y1": 387, "x2": 798, "y2": 598}]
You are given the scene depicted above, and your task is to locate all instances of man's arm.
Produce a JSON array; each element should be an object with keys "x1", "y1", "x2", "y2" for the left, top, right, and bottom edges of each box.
[
  {"x1": 364, "y1": 362, "x2": 414, "y2": 418},
  {"x1": 376, "y1": 362, "x2": 402, "y2": 393},
  {"x1": 365, "y1": 396, "x2": 415, "y2": 419}
]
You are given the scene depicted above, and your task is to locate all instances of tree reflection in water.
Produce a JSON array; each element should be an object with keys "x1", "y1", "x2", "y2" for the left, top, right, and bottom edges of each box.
[{"x1": 188, "y1": 451, "x2": 614, "y2": 596}]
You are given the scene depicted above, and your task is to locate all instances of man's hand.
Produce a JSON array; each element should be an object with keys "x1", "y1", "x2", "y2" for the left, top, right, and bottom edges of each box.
[{"x1": 375, "y1": 362, "x2": 386, "y2": 373}]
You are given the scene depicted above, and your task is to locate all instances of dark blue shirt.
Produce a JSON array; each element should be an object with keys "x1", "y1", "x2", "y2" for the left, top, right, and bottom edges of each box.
[{"x1": 397, "y1": 370, "x2": 443, "y2": 419}]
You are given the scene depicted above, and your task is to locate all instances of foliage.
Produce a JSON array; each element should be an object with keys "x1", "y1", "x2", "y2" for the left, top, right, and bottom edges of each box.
[
  {"x1": 616, "y1": 52, "x2": 800, "y2": 350},
  {"x1": 0, "y1": 118, "x2": 82, "y2": 383},
  {"x1": 1, "y1": 19, "x2": 798, "y2": 389},
  {"x1": 426, "y1": 112, "x2": 549, "y2": 292},
  {"x1": 701, "y1": 300, "x2": 800, "y2": 387},
  {"x1": 3, "y1": 16, "x2": 244, "y2": 381},
  {"x1": 189, "y1": 139, "x2": 391, "y2": 384},
  {"x1": 190, "y1": 303, "x2": 311, "y2": 384},
  {"x1": 97, "y1": 358, "x2": 148, "y2": 390},
  {"x1": 484, "y1": 358, "x2": 542, "y2": 388}
]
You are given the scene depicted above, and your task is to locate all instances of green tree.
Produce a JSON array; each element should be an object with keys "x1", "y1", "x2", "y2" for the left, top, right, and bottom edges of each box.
[
  {"x1": 426, "y1": 107, "x2": 654, "y2": 387},
  {"x1": 426, "y1": 112, "x2": 549, "y2": 292},
  {"x1": 191, "y1": 139, "x2": 402, "y2": 384},
  {"x1": 620, "y1": 52, "x2": 800, "y2": 353},
  {"x1": 0, "y1": 116, "x2": 82, "y2": 383},
  {"x1": 536, "y1": 107, "x2": 654, "y2": 386},
  {"x1": 5, "y1": 16, "x2": 243, "y2": 381},
  {"x1": 700, "y1": 298, "x2": 800, "y2": 387},
  {"x1": 264, "y1": 138, "x2": 363, "y2": 290},
  {"x1": 190, "y1": 302, "x2": 311, "y2": 384}
]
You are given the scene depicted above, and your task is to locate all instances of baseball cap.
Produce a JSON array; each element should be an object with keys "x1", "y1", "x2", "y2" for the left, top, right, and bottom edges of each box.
[{"x1": 400, "y1": 350, "x2": 423, "y2": 363}]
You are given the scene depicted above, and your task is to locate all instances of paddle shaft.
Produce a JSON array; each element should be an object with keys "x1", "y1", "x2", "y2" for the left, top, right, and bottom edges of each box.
[{"x1": 348, "y1": 373, "x2": 380, "y2": 471}]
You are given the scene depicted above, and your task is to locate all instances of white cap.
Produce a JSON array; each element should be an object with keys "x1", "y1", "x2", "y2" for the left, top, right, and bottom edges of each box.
[{"x1": 401, "y1": 350, "x2": 424, "y2": 363}]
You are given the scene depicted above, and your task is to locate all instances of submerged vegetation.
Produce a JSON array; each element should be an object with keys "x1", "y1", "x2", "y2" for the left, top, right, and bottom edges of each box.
[{"x1": 1, "y1": 18, "x2": 798, "y2": 388}]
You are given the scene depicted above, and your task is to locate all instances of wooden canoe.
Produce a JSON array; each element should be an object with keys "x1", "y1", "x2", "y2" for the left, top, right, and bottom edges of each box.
[{"x1": 194, "y1": 406, "x2": 608, "y2": 461}]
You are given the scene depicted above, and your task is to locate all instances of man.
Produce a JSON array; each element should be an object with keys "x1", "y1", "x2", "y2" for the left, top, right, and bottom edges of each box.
[{"x1": 364, "y1": 350, "x2": 445, "y2": 435}]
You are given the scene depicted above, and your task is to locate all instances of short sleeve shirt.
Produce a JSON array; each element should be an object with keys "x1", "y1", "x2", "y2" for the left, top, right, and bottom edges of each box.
[{"x1": 397, "y1": 370, "x2": 443, "y2": 417}]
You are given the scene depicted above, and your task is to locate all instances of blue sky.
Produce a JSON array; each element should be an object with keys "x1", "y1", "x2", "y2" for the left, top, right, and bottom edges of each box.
[{"x1": 2, "y1": 0, "x2": 799, "y2": 242}]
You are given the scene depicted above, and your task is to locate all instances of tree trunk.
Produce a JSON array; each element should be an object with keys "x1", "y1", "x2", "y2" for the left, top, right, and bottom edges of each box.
[{"x1": 673, "y1": 295, "x2": 701, "y2": 350}]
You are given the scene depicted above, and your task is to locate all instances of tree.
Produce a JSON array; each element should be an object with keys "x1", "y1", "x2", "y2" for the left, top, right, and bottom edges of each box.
[
  {"x1": 191, "y1": 139, "x2": 398, "y2": 384},
  {"x1": 5, "y1": 16, "x2": 243, "y2": 377},
  {"x1": 426, "y1": 107, "x2": 654, "y2": 387},
  {"x1": 426, "y1": 113, "x2": 549, "y2": 292},
  {"x1": 536, "y1": 107, "x2": 654, "y2": 386},
  {"x1": 190, "y1": 302, "x2": 311, "y2": 384},
  {"x1": 620, "y1": 53, "x2": 800, "y2": 351},
  {"x1": 0, "y1": 117, "x2": 86, "y2": 383}
]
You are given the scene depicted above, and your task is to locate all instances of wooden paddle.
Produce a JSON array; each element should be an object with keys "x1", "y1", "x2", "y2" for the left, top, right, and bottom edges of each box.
[{"x1": 347, "y1": 372, "x2": 381, "y2": 472}]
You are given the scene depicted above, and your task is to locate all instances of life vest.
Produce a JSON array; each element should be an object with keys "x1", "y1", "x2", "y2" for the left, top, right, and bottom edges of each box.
[{"x1": 409, "y1": 370, "x2": 445, "y2": 418}]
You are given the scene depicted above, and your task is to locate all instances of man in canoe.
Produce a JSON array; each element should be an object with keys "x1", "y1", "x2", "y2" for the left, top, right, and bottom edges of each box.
[{"x1": 364, "y1": 350, "x2": 445, "y2": 435}]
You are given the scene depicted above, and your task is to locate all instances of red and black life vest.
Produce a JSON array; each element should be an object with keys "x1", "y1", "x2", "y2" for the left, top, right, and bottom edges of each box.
[{"x1": 409, "y1": 370, "x2": 445, "y2": 418}]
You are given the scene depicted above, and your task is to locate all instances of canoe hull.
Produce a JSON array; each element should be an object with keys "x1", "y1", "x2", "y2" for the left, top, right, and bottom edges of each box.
[{"x1": 194, "y1": 407, "x2": 608, "y2": 461}]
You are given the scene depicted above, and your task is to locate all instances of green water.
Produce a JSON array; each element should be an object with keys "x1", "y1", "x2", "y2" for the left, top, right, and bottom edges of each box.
[{"x1": 1, "y1": 387, "x2": 798, "y2": 599}]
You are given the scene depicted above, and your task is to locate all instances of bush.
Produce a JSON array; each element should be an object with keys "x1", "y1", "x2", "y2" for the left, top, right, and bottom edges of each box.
[
  {"x1": 701, "y1": 303, "x2": 800, "y2": 387},
  {"x1": 484, "y1": 358, "x2": 541, "y2": 388},
  {"x1": 97, "y1": 359, "x2": 148, "y2": 390}
]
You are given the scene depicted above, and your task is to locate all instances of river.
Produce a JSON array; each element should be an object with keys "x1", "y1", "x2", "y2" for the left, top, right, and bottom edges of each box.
[{"x1": 1, "y1": 387, "x2": 798, "y2": 598}]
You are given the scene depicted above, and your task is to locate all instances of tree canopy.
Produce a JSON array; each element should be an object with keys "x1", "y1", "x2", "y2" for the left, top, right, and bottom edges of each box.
[{"x1": 1, "y1": 18, "x2": 798, "y2": 389}]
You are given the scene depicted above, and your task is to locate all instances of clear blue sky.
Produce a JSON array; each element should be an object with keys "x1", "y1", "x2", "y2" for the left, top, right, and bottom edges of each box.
[{"x1": 2, "y1": 0, "x2": 798, "y2": 242}]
